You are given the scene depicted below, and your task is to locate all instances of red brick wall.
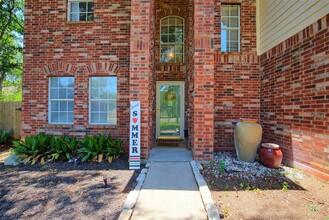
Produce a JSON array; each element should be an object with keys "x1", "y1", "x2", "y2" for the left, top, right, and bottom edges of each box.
[
  {"x1": 23, "y1": 0, "x2": 131, "y2": 148},
  {"x1": 260, "y1": 14, "x2": 329, "y2": 177},
  {"x1": 129, "y1": 0, "x2": 156, "y2": 159},
  {"x1": 192, "y1": 0, "x2": 215, "y2": 161},
  {"x1": 214, "y1": 0, "x2": 260, "y2": 151}
]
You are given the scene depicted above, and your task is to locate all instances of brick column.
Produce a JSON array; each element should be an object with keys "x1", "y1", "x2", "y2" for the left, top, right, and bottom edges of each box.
[
  {"x1": 130, "y1": 0, "x2": 154, "y2": 160},
  {"x1": 192, "y1": 0, "x2": 215, "y2": 161}
]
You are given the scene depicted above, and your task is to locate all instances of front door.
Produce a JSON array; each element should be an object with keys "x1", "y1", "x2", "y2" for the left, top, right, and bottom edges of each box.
[{"x1": 156, "y1": 81, "x2": 185, "y2": 139}]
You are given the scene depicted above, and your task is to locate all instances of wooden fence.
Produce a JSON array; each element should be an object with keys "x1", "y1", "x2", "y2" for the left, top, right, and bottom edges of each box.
[{"x1": 0, "y1": 102, "x2": 21, "y2": 139}]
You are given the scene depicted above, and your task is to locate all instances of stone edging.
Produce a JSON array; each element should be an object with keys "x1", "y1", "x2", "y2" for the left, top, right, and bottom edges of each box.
[
  {"x1": 118, "y1": 163, "x2": 150, "y2": 220},
  {"x1": 190, "y1": 160, "x2": 221, "y2": 220}
]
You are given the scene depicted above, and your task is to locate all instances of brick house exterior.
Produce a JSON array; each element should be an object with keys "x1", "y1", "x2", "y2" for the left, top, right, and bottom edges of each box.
[{"x1": 23, "y1": 0, "x2": 329, "y2": 179}]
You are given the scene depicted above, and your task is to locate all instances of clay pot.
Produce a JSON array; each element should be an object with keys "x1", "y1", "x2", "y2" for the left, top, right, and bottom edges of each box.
[
  {"x1": 258, "y1": 143, "x2": 283, "y2": 169},
  {"x1": 234, "y1": 118, "x2": 262, "y2": 162}
]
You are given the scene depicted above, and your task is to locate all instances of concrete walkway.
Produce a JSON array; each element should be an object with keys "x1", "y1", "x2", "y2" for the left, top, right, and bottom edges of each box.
[{"x1": 130, "y1": 148, "x2": 207, "y2": 220}]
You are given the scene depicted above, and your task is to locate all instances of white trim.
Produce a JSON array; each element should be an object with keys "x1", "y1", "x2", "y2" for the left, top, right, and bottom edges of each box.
[
  {"x1": 156, "y1": 81, "x2": 185, "y2": 139},
  {"x1": 159, "y1": 16, "x2": 185, "y2": 63}
]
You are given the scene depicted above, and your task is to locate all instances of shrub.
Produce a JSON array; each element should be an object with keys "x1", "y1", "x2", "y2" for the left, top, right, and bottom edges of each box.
[
  {"x1": 13, "y1": 133, "x2": 54, "y2": 165},
  {"x1": 0, "y1": 129, "x2": 13, "y2": 145},
  {"x1": 13, "y1": 133, "x2": 124, "y2": 165},
  {"x1": 47, "y1": 135, "x2": 80, "y2": 161},
  {"x1": 79, "y1": 134, "x2": 124, "y2": 163}
]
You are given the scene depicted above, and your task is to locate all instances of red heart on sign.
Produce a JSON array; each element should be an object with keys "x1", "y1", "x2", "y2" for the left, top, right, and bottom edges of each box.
[{"x1": 133, "y1": 118, "x2": 138, "y2": 123}]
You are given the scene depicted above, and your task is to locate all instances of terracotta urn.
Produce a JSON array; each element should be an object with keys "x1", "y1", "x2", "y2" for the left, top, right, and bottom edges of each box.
[
  {"x1": 234, "y1": 118, "x2": 262, "y2": 162},
  {"x1": 258, "y1": 143, "x2": 283, "y2": 169}
]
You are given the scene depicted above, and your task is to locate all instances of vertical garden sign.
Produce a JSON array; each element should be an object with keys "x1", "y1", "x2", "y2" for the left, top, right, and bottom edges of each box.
[{"x1": 129, "y1": 101, "x2": 141, "y2": 169}]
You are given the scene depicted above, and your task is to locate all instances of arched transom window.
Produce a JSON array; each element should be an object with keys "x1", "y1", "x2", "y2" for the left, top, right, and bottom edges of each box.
[{"x1": 160, "y1": 16, "x2": 184, "y2": 63}]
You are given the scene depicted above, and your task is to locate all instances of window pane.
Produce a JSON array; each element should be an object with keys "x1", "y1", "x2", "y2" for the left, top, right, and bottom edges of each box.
[
  {"x1": 91, "y1": 77, "x2": 99, "y2": 87},
  {"x1": 169, "y1": 17, "x2": 176, "y2": 26},
  {"x1": 67, "y1": 88, "x2": 74, "y2": 99},
  {"x1": 176, "y1": 54, "x2": 183, "y2": 63},
  {"x1": 176, "y1": 27, "x2": 183, "y2": 42},
  {"x1": 70, "y1": 13, "x2": 79, "y2": 21},
  {"x1": 222, "y1": 6, "x2": 229, "y2": 16},
  {"x1": 162, "y1": 18, "x2": 169, "y2": 26},
  {"x1": 90, "y1": 88, "x2": 99, "y2": 99},
  {"x1": 221, "y1": 29, "x2": 228, "y2": 52},
  {"x1": 176, "y1": 18, "x2": 183, "y2": 26},
  {"x1": 68, "y1": 113, "x2": 74, "y2": 123},
  {"x1": 59, "y1": 88, "x2": 67, "y2": 99},
  {"x1": 68, "y1": 101, "x2": 74, "y2": 111},
  {"x1": 175, "y1": 44, "x2": 183, "y2": 54},
  {"x1": 169, "y1": 27, "x2": 175, "y2": 34},
  {"x1": 87, "y1": 2, "x2": 94, "y2": 12},
  {"x1": 91, "y1": 101, "x2": 99, "y2": 111},
  {"x1": 230, "y1": 6, "x2": 239, "y2": 16},
  {"x1": 71, "y1": 2, "x2": 79, "y2": 13},
  {"x1": 51, "y1": 112, "x2": 59, "y2": 123},
  {"x1": 60, "y1": 113, "x2": 68, "y2": 123},
  {"x1": 87, "y1": 13, "x2": 94, "y2": 21},
  {"x1": 60, "y1": 101, "x2": 68, "y2": 111},
  {"x1": 50, "y1": 78, "x2": 58, "y2": 87},
  {"x1": 230, "y1": 42, "x2": 239, "y2": 51},
  {"x1": 221, "y1": 17, "x2": 228, "y2": 28},
  {"x1": 100, "y1": 102, "x2": 108, "y2": 111},
  {"x1": 100, "y1": 113, "x2": 108, "y2": 123},
  {"x1": 161, "y1": 34, "x2": 168, "y2": 43},
  {"x1": 50, "y1": 89, "x2": 58, "y2": 99},
  {"x1": 91, "y1": 113, "x2": 99, "y2": 123},
  {"x1": 161, "y1": 27, "x2": 168, "y2": 35},
  {"x1": 51, "y1": 101, "x2": 59, "y2": 111},
  {"x1": 230, "y1": 17, "x2": 239, "y2": 28},
  {"x1": 79, "y1": 13, "x2": 86, "y2": 21},
  {"x1": 230, "y1": 30, "x2": 238, "y2": 41},
  {"x1": 169, "y1": 34, "x2": 175, "y2": 43},
  {"x1": 79, "y1": 2, "x2": 87, "y2": 13},
  {"x1": 59, "y1": 77, "x2": 72, "y2": 87}
]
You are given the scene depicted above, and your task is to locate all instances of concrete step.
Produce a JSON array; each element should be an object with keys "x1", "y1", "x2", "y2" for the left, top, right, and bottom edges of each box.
[{"x1": 156, "y1": 138, "x2": 185, "y2": 147}]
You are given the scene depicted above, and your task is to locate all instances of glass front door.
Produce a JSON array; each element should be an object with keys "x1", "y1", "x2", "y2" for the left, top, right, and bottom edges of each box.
[{"x1": 156, "y1": 82, "x2": 184, "y2": 138}]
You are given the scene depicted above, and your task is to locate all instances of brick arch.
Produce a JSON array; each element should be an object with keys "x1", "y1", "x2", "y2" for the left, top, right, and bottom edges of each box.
[
  {"x1": 84, "y1": 62, "x2": 121, "y2": 75},
  {"x1": 44, "y1": 62, "x2": 78, "y2": 75},
  {"x1": 156, "y1": 8, "x2": 188, "y2": 20}
]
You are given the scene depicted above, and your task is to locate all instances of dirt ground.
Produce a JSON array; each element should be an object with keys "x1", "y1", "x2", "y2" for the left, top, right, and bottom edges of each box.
[
  {"x1": 201, "y1": 152, "x2": 329, "y2": 220},
  {"x1": 0, "y1": 156, "x2": 139, "y2": 220}
]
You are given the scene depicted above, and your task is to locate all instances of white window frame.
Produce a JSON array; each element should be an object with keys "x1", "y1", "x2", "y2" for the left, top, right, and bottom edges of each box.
[
  {"x1": 68, "y1": 0, "x2": 94, "y2": 22},
  {"x1": 89, "y1": 76, "x2": 117, "y2": 125},
  {"x1": 160, "y1": 16, "x2": 184, "y2": 63},
  {"x1": 221, "y1": 5, "x2": 240, "y2": 52},
  {"x1": 48, "y1": 77, "x2": 74, "y2": 125}
]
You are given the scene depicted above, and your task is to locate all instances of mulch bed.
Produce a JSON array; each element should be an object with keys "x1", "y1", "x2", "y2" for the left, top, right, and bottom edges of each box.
[
  {"x1": 201, "y1": 152, "x2": 329, "y2": 219},
  {"x1": 0, "y1": 156, "x2": 140, "y2": 220}
]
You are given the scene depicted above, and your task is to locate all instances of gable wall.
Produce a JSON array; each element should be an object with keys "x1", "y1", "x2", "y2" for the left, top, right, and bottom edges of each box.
[{"x1": 23, "y1": 0, "x2": 132, "y2": 147}]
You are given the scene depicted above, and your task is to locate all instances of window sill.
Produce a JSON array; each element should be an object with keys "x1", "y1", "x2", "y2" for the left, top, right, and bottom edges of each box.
[
  {"x1": 65, "y1": 21, "x2": 95, "y2": 25},
  {"x1": 158, "y1": 62, "x2": 186, "y2": 65},
  {"x1": 218, "y1": 51, "x2": 241, "y2": 55}
]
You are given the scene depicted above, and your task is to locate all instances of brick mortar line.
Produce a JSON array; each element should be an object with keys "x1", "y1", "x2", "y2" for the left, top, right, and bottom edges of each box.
[
  {"x1": 190, "y1": 160, "x2": 221, "y2": 220},
  {"x1": 118, "y1": 163, "x2": 150, "y2": 220}
]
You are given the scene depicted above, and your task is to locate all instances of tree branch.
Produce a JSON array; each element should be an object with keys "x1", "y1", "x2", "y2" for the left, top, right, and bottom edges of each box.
[{"x1": 0, "y1": 0, "x2": 16, "y2": 40}]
